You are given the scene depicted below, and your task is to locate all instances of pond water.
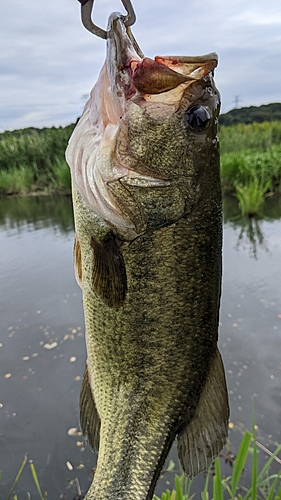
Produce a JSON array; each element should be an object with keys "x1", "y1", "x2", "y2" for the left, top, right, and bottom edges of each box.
[{"x1": 0, "y1": 194, "x2": 281, "y2": 499}]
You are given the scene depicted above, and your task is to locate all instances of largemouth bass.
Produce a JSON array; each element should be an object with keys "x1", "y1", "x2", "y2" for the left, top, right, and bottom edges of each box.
[{"x1": 66, "y1": 12, "x2": 229, "y2": 500}]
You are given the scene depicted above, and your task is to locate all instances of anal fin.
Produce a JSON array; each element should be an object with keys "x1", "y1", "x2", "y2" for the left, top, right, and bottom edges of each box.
[
  {"x1": 79, "y1": 365, "x2": 101, "y2": 451},
  {"x1": 177, "y1": 348, "x2": 229, "y2": 478}
]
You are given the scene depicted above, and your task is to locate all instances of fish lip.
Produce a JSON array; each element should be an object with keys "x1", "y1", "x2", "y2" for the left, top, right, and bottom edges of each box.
[
  {"x1": 106, "y1": 13, "x2": 142, "y2": 101},
  {"x1": 157, "y1": 53, "x2": 218, "y2": 64},
  {"x1": 106, "y1": 12, "x2": 132, "y2": 68},
  {"x1": 106, "y1": 14, "x2": 218, "y2": 102},
  {"x1": 153, "y1": 54, "x2": 218, "y2": 81}
]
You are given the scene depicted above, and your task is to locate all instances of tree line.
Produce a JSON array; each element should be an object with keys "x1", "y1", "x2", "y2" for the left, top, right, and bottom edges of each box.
[{"x1": 219, "y1": 102, "x2": 281, "y2": 126}]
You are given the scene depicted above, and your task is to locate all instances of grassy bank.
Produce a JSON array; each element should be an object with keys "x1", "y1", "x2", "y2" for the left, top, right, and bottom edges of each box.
[
  {"x1": 0, "y1": 125, "x2": 74, "y2": 196},
  {"x1": 220, "y1": 122, "x2": 281, "y2": 191},
  {"x1": 2, "y1": 428, "x2": 281, "y2": 499},
  {"x1": 219, "y1": 122, "x2": 281, "y2": 215},
  {"x1": 0, "y1": 121, "x2": 281, "y2": 215}
]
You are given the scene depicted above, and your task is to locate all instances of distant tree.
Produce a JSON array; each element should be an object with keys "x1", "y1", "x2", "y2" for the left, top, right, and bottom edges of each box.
[{"x1": 219, "y1": 103, "x2": 281, "y2": 126}]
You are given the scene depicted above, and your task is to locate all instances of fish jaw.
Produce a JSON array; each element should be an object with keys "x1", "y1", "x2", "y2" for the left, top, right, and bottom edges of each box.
[{"x1": 66, "y1": 13, "x2": 220, "y2": 238}]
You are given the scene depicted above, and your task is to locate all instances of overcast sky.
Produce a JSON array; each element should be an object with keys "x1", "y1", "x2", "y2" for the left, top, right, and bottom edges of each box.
[{"x1": 1, "y1": 0, "x2": 281, "y2": 132}]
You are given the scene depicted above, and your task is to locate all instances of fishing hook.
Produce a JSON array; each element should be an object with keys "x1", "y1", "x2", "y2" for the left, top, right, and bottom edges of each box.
[{"x1": 77, "y1": 0, "x2": 136, "y2": 39}]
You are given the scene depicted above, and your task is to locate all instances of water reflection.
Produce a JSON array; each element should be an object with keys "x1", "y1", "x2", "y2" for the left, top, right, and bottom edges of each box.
[
  {"x1": 223, "y1": 194, "x2": 281, "y2": 258},
  {"x1": 235, "y1": 217, "x2": 268, "y2": 258},
  {"x1": 227, "y1": 216, "x2": 268, "y2": 259},
  {"x1": 0, "y1": 195, "x2": 74, "y2": 234},
  {"x1": 1, "y1": 194, "x2": 281, "y2": 497}
]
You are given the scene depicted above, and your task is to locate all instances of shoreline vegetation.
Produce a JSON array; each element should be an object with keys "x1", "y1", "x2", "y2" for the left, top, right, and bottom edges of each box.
[
  {"x1": 219, "y1": 121, "x2": 281, "y2": 216},
  {"x1": 2, "y1": 426, "x2": 281, "y2": 499},
  {"x1": 0, "y1": 116, "x2": 281, "y2": 217}
]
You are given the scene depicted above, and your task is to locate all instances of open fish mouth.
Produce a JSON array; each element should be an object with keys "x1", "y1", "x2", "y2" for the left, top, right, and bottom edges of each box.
[
  {"x1": 66, "y1": 13, "x2": 219, "y2": 232},
  {"x1": 107, "y1": 13, "x2": 218, "y2": 102}
]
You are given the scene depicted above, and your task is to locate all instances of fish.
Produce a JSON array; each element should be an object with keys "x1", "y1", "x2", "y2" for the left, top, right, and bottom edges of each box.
[{"x1": 65, "y1": 11, "x2": 229, "y2": 500}]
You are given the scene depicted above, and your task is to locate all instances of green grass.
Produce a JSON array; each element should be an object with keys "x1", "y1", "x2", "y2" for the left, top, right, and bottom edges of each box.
[
  {"x1": 0, "y1": 120, "x2": 280, "y2": 216},
  {"x1": 153, "y1": 431, "x2": 281, "y2": 500},
  {"x1": 220, "y1": 145, "x2": 281, "y2": 216},
  {"x1": 2, "y1": 429, "x2": 281, "y2": 499},
  {"x1": 0, "y1": 158, "x2": 72, "y2": 196},
  {"x1": 0, "y1": 125, "x2": 74, "y2": 195},
  {"x1": 220, "y1": 145, "x2": 281, "y2": 194},
  {"x1": 52, "y1": 157, "x2": 72, "y2": 191},
  {"x1": 219, "y1": 121, "x2": 281, "y2": 155},
  {"x1": 235, "y1": 177, "x2": 272, "y2": 217},
  {"x1": 1, "y1": 456, "x2": 48, "y2": 500},
  {"x1": 0, "y1": 165, "x2": 35, "y2": 195},
  {"x1": 0, "y1": 125, "x2": 74, "y2": 173},
  {"x1": 219, "y1": 122, "x2": 281, "y2": 215}
]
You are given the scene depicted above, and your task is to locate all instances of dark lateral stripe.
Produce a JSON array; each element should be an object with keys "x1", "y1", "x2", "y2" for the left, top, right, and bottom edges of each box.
[{"x1": 91, "y1": 233, "x2": 127, "y2": 308}]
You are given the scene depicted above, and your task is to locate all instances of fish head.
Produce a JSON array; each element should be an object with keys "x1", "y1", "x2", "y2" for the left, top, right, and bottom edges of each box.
[{"x1": 66, "y1": 13, "x2": 221, "y2": 239}]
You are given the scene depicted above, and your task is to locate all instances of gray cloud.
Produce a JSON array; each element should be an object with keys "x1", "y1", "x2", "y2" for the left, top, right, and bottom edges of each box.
[{"x1": 1, "y1": 0, "x2": 281, "y2": 131}]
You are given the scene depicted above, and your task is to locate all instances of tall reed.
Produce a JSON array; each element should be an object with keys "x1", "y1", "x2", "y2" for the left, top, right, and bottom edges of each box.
[
  {"x1": 219, "y1": 121, "x2": 281, "y2": 155},
  {"x1": 219, "y1": 120, "x2": 281, "y2": 216},
  {"x1": 235, "y1": 177, "x2": 271, "y2": 217}
]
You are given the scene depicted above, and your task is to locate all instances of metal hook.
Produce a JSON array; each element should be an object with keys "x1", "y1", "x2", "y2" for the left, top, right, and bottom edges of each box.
[{"x1": 77, "y1": 0, "x2": 136, "y2": 39}]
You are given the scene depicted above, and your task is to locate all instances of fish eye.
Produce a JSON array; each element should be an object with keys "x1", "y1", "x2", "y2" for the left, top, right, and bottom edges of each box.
[{"x1": 184, "y1": 105, "x2": 211, "y2": 131}]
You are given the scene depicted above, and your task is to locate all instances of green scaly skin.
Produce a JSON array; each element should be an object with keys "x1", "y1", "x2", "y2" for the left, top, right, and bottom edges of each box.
[
  {"x1": 68, "y1": 12, "x2": 227, "y2": 500},
  {"x1": 72, "y1": 143, "x2": 222, "y2": 499}
]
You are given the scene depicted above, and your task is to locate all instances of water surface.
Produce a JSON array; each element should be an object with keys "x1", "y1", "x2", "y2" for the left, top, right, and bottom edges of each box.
[{"x1": 0, "y1": 195, "x2": 280, "y2": 498}]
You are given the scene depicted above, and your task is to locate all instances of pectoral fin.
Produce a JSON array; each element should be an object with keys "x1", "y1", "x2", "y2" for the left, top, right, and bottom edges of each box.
[
  {"x1": 79, "y1": 365, "x2": 101, "y2": 451},
  {"x1": 177, "y1": 348, "x2": 229, "y2": 478},
  {"x1": 91, "y1": 232, "x2": 127, "y2": 308}
]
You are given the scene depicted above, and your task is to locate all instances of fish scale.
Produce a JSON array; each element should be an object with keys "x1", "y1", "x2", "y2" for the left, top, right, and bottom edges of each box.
[
  {"x1": 66, "y1": 10, "x2": 229, "y2": 500},
  {"x1": 72, "y1": 186, "x2": 226, "y2": 498}
]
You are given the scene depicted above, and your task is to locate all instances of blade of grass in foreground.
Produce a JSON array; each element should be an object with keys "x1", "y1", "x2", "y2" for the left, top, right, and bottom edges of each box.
[
  {"x1": 182, "y1": 474, "x2": 193, "y2": 498},
  {"x1": 258, "y1": 443, "x2": 281, "y2": 479},
  {"x1": 231, "y1": 430, "x2": 252, "y2": 497},
  {"x1": 213, "y1": 457, "x2": 223, "y2": 500},
  {"x1": 201, "y1": 470, "x2": 209, "y2": 500},
  {"x1": 174, "y1": 476, "x2": 183, "y2": 500},
  {"x1": 251, "y1": 408, "x2": 258, "y2": 500},
  {"x1": 266, "y1": 471, "x2": 281, "y2": 500},
  {"x1": 243, "y1": 443, "x2": 281, "y2": 500},
  {"x1": 275, "y1": 481, "x2": 281, "y2": 499},
  {"x1": 29, "y1": 461, "x2": 45, "y2": 500},
  {"x1": 6, "y1": 454, "x2": 28, "y2": 500}
]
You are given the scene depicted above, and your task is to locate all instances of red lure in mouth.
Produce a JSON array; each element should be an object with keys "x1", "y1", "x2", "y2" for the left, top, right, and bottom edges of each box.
[{"x1": 120, "y1": 53, "x2": 218, "y2": 100}]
